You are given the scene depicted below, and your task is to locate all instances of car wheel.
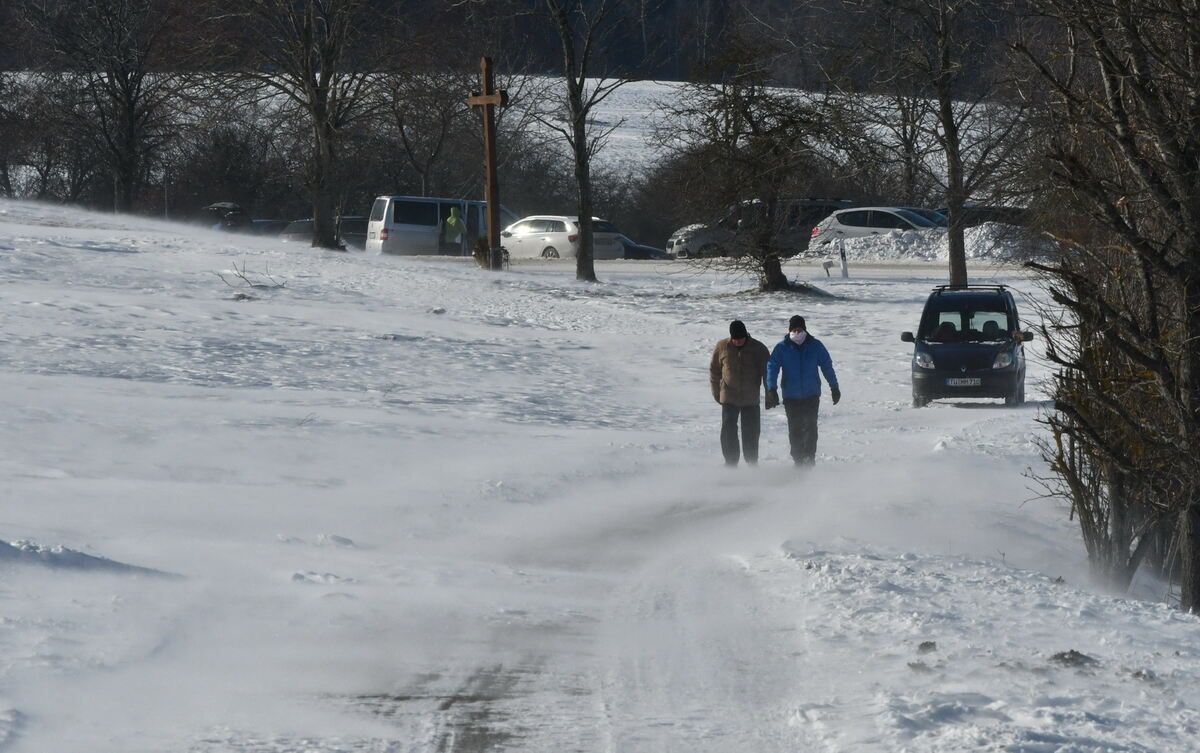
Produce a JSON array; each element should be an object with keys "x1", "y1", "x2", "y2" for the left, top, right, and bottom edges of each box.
[
  {"x1": 1005, "y1": 381, "x2": 1025, "y2": 407},
  {"x1": 698, "y1": 243, "x2": 721, "y2": 258},
  {"x1": 913, "y1": 393, "x2": 930, "y2": 408},
  {"x1": 541, "y1": 247, "x2": 559, "y2": 259}
]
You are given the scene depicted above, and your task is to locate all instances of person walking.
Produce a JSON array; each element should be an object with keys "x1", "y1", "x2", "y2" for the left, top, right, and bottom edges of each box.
[
  {"x1": 710, "y1": 319, "x2": 770, "y2": 467},
  {"x1": 765, "y1": 315, "x2": 840, "y2": 466}
]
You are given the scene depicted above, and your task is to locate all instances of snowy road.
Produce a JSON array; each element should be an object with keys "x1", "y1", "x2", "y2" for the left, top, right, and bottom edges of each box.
[{"x1": 2, "y1": 201, "x2": 1198, "y2": 752}]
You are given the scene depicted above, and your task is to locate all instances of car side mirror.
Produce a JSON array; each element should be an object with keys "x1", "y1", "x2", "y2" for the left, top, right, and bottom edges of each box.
[
  {"x1": 501, "y1": 231, "x2": 512, "y2": 238},
  {"x1": 1020, "y1": 331, "x2": 1034, "y2": 342},
  {"x1": 901, "y1": 332, "x2": 915, "y2": 342}
]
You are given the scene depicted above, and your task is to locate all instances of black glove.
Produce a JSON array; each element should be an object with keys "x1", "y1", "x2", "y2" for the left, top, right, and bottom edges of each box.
[
  {"x1": 765, "y1": 389, "x2": 780, "y2": 410},
  {"x1": 830, "y1": 387, "x2": 841, "y2": 405}
]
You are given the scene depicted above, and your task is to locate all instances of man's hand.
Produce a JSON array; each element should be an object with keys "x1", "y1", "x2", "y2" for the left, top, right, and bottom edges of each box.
[
  {"x1": 830, "y1": 387, "x2": 841, "y2": 405},
  {"x1": 765, "y1": 388, "x2": 780, "y2": 410}
]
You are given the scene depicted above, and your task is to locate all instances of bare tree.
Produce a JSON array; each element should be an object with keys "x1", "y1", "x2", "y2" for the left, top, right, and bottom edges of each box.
[
  {"x1": 198, "y1": 0, "x2": 390, "y2": 249},
  {"x1": 834, "y1": 0, "x2": 1033, "y2": 287},
  {"x1": 19, "y1": 0, "x2": 184, "y2": 212},
  {"x1": 1014, "y1": 0, "x2": 1200, "y2": 609},
  {"x1": 658, "y1": 12, "x2": 835, "y2": 292},
  {"x1": 537, "y1": 0, "x2": 647, "y2": 282}
]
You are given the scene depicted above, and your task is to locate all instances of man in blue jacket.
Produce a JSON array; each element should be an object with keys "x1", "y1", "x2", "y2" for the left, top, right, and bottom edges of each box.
[{"x1": 766, "y1": 315, "x2": 841, "y2": 465}]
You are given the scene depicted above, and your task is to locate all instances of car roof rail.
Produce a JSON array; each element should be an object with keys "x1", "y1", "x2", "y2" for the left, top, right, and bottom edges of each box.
[{"x1": 930, "y1": 284, "x2": 1008, "y2": 295}]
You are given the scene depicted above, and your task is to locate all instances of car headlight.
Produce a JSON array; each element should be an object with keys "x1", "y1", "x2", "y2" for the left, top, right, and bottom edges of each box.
[
  {"x1": 993, "y1": 351, "x2": 1014, "y2": 369},
  {"x1": 914, "y1": 351, "x2": 935, "y2": 369}
]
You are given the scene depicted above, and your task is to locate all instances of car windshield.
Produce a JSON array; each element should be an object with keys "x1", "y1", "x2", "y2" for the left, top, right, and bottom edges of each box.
[{"x1": 919, "y1": 296, "x2": 1012, "y2": 341}]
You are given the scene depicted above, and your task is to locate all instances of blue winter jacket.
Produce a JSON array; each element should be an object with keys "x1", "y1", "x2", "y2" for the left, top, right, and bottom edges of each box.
[{"x1": 767, "y1": 335, "x2": 838, "y2": 399}]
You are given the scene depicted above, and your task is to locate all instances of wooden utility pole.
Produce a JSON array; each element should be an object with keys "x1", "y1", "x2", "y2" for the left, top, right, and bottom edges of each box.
[{"x1": 468, "y1": 57, "x2": 509, "y2": 271}]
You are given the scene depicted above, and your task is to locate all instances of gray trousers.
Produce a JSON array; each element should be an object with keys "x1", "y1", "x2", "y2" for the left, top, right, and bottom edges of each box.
[
  {"x1": 720, "y1": 404, "x2": 761, "y2": 466},
  {"x1": 783, "y1": 396, "x2": 820, "y2": 464}
]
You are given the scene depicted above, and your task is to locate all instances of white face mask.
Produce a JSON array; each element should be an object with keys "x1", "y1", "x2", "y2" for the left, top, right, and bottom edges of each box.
[{"x1": 790, "y1": 331, "x2": 807, "y2": 345}]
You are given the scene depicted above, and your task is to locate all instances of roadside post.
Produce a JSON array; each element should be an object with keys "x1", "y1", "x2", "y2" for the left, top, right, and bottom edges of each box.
[{"x1": 468, "y1": 57, "x2": 509, "y2": 271}]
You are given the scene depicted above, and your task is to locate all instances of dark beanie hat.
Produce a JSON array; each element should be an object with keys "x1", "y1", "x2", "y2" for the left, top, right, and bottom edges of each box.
[
  {"x1": 729, "y1": 320, "x2": 748, "y2": 339},
  {"x1": 789, "y1": 315, "x2": 806, "y2": 331}
]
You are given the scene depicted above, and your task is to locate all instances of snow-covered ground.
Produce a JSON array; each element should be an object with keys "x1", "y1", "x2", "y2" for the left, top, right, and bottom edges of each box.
[{"x1": 1, "y1": 199, "x2": 1197, "y2": 752}]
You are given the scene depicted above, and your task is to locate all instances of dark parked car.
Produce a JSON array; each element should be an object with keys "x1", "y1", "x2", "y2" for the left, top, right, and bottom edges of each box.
[
  {"x1": 619, "y1": 234, "x2": 671, "y2": 260},
  {"x1": 935, "y1": 205, "x2": 1028, "y2": 227},
  {"x1": 901, "y1": 285, "x2": 1033, "y2": 407},
  {"x1": 281, "y1": 216, "x2": 369, "y2": 250}
]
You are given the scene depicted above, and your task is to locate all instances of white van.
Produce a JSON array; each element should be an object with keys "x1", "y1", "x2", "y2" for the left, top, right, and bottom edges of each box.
[{"x1": 365, "y1": 196, "x2": 519, "y2": 255}]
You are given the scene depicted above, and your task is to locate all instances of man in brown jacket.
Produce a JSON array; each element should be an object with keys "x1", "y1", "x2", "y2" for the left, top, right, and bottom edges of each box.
[{"x1": 710, "y1": 320, "x2": 771, "y2": 466}]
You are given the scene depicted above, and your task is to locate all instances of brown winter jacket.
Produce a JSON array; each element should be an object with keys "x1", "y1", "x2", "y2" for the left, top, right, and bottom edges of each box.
[{"x1": 710, "y1": 336, "x2": 770, "y2": 407}]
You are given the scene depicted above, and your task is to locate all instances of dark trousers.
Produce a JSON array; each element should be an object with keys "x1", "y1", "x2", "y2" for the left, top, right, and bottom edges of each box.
[
  {"x1": 783, "y1": 396, "x2": 820, "y2": 464},
  {"x1": 720, "y1": 404, "x2": 761, "y2": 466}
]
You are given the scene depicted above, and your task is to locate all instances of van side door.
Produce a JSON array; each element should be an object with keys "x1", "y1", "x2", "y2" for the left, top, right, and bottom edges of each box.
[{"x1": 389, "y1": 199, "x2": 440, "y2": 254}]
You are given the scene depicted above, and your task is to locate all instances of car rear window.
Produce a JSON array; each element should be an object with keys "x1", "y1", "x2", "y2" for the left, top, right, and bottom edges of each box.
[
  {"x1": 392, "y1": 200, "x2": 438, "y2": 226},
  {"x1": 894, "y1": 208, "x2": 937, "y2": 228}
]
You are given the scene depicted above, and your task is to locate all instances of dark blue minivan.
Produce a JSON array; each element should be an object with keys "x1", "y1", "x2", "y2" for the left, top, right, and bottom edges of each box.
[{"x1": 901, "y1": 285, "x2": 1033, "y2": 407}]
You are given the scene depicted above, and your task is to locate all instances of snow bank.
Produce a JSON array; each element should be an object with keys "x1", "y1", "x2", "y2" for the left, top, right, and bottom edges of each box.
[{"x1": 818, "y1": 223, "x2": 1052, "y2": 263}]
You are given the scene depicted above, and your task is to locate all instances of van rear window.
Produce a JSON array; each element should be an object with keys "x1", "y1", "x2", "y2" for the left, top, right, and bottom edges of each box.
[
  {"x1": 369, "y1": 198, "x2": 387, "y2": 222},
  {"x1": 392, "y1": 201, "x2": 438, "y2": 226}
]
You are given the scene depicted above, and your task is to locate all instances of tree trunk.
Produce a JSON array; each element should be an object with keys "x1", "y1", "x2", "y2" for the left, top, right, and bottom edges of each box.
[
  {"x1": 1181, "y1": 503, "x2": 1200, "y2": 612},
  {"x1": 570, "y1": 88, "x2": 596, "y2": 282},
  {"x1": 1181, "y1": 284, "x2": 1200, "y2": 610},
  {"x1": 760, "y1": 256, "x2": 790, "y2": 291},
  {"x1": 310, "y1": 122, "x2": 339, "y2": 250},
  {"x1": 937, "y1": 10, "x2": 967, "y2": 289}
]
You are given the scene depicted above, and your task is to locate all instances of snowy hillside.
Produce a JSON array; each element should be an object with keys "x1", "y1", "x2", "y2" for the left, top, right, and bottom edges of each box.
[{"x1": 1, "y1": 199, "x2": 1197, "y2": 752}]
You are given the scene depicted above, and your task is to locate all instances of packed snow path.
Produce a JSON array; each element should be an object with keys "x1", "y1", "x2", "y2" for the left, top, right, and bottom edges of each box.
[{"x1": 1, "y1": 200, "x2": 1197, "y2": 752}]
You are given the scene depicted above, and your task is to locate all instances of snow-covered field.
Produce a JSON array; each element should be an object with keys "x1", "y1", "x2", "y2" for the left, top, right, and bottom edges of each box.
[{"x1": 2, "y1": 199, "x2": 1198, "y2": 752}]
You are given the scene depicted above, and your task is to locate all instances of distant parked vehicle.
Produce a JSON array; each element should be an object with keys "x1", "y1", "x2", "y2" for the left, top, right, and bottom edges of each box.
[
  {"x1": 935, "y1": 205, "x2": 1029, "y2": 227},
  {"x1": 365, "y1": 195, "x2": 519, "y2": 255},
  {"x1": 810, "y1": 206, "x2": 943, "y2": 246},
  {"x1": 501, "y1": 216, "x2": 624, "y2": 260},
  {"x1": 618, "y1": 234, "x2": 671, "y2": 260},
  {"x1": 901, "y1": 284, "x2": 1033, "y2": 408},
  {"x1": 667, "y1": 197, "x2": 855, "y2": 259},
  {"x1": 280, "y1": 216, "x2": 369, "y2": 250},
  {"x1": 204, "y1": 201, "x2": 286, "y2": 236}
]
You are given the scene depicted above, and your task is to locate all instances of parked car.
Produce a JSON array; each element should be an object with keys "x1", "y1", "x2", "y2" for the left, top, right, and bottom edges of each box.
[
  {"x1": 901, "y1": 284, "x2": 1033, "y2": 407},
  {"x1": 280, "y1": 216, "x2": 369, "y2": 250},
  {"x1": 501, "y1": 216, "x2": 624, "y2": 260},
  {"x1": 365, "y1": 196, "x2": 519, "y2": 255},
  {"x1": 204, "y1": 202, "x2": 287, "y2": 236},
  {"x1": 811, "y1": 206, "x2": 943, "y2": 246},
  {"x1": 900, "y1": 207, "x2": 948, "y2": 226},
  {"x1": 668, "y1": 197, "x2": 855, "y2": 259},
  {"x1": 619, "y1": 234, "x2": 671, "y2": 260},
  {"x1": 935, "y1": 205, "x2": 1029, "y2": 227}
]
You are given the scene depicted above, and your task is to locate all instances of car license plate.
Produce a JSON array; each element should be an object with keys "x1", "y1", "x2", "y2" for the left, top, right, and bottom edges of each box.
[{"x1": 946, "y1": 377, "x2": 981, "y2": 387}]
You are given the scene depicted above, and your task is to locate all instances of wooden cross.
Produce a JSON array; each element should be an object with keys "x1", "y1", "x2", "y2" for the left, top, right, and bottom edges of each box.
[{"x1": 468, "y1": 57, "x2": 509, "y2": 271}]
